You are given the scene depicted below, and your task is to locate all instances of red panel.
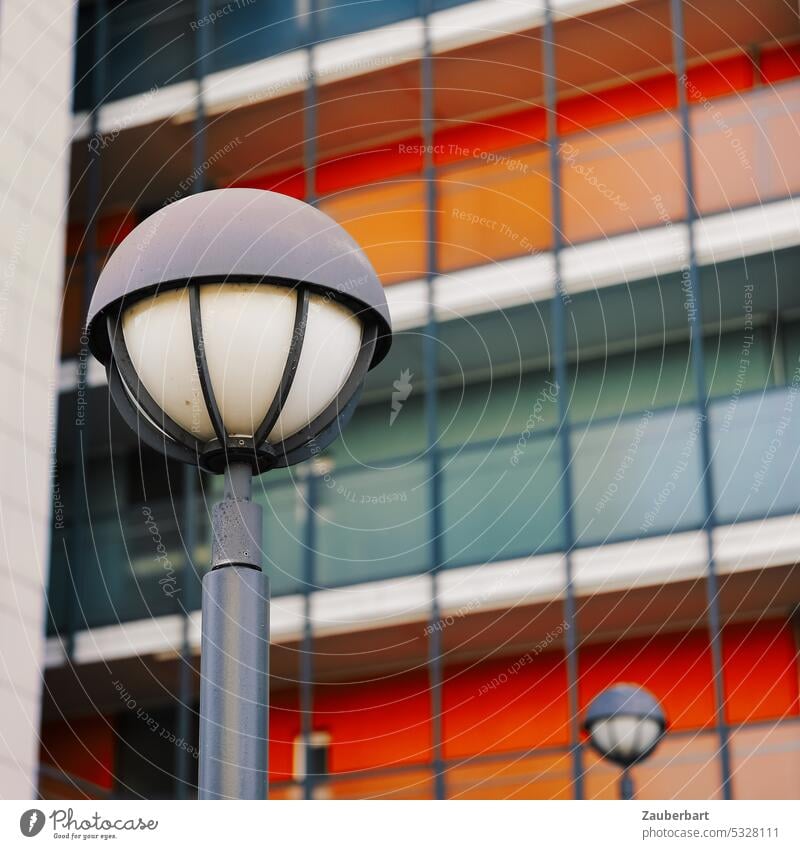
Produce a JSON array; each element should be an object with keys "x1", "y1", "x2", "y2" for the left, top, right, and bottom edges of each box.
[
  {"x1": 230, "y1": 166, "x2": 306, "y2": 199},
  {"x1": 685, "y1": 53, "x2": 754, "y2": 101},
  {"x1": 722, "y1": 619, "x2": 800, "y2": 724},
  {"x1": 40, "y1": 716, "x2": 116, "y2": 791},
  {"x1": 558, "y1": 73, "x2": 677, "y2": 136},
  {"x1": 269, "y1": 691, "x2": 300, "y2": 781},
  {"x1": 317, "y1": 137, "x2": 423, "y2": 195},
  {"x1": 579, "y1": 630, "x2": 717, "y2": 731},
  {"x1": 442, "y1": 652, "x2": 570, "y2": 759},
  {"x1": 67, "y1": 211, "x2": 137, "y2": 257},
  {"x1": 79, "y1": 47, "x2": 800, "y2": 252},
  {"x1": 66, "y1": 223, "x2": 83, "y2": 257},
  {"x1": 98, "y1": 211, "x2": 137, "y2": 248},
  {"x1": 315, "y1": 671, "x2": 432, "y2": 773},
  {"x1": 761, "y1": 42, "x2": 800, "y2": 84},
  {"x1": 434, "y1": 106, "x2": 547, "y2": 166}
]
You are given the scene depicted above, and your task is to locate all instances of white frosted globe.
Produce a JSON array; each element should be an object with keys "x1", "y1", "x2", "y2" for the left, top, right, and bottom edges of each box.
[
  {"x1": 121, "y1": 282, "x2": 363, "y2": 444},
  {"x1": 590, "y1": 715, "x2": 661, "y2": 762}
]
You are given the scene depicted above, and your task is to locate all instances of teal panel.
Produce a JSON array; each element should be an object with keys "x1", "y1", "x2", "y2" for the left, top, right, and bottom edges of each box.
[
  {"x1": 705, "y1": 327, "x2": 774, "y2": 400},
  {"x1": 75, "y1": 501, "x2": 201, "y2": 629},
  {"x1": 315, "y1": 460, "x2": 431, "y2": 587},
  {"x1": 711, "y1": 387, "x2": 800, "y2": 523},
  {"x1": 572, "y1": 408, "x2": 706, "y2": 545},
  {"x1": 782, "y1": 319, "x2": 800, "y2": 382},
  {"x1": 439, "y1": 370, "x2": 558, "y2": 449},
  {"x1": 569, "y1": 343, "x2": 694, "y2": 424},
  {"x1": 442, "y1": 433, "x2": 564, "y2": 565},
  {"x1": 256, "y1": 480, "x2": 307, "y2": 596},
  {"x1": 327, "y1": 394, "x2": 427, "y2": 465}
]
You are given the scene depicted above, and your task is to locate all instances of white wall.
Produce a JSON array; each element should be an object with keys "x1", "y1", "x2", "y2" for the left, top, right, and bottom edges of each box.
[{"x1": 0, "y1": 0, "x2": 77, "y2": 798}]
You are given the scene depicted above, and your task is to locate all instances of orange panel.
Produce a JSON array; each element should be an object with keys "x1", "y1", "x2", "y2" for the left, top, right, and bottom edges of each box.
[
  {"x1": 722, "y1": 619, "x2": 800, "y2": 724},
  {"x1": 690, "y1": 89, "x2": 764, "y2": 215},
  {"x1": 560, "y1": 111, "x2": 686, "y2": 244},
  {"x1": 323, "y1": 769, "x2": 433, "y2": 800},
  {"x1": 318, "y1": 179, "x2": 427, "y2": 285},
  {"x1": 314, "y1": 671, "x2": 432, "y2": 773},
  {"x1": 761, "y1": 42, "x2": 800, "y2": 84},
  {"x1": 447, "y1": 751, "x2": 572, "y2": 800},
  {"x1": 68, "y1": 47, "x2": 800, "y2": 290},
  {"x1": 585, "y1": 731, "x2": 724, "y2": 800},
  {"x1": 442, "y1": 652, "x2": 570, "y2": 759},
  {"x1": 579, "y1": 630, "x2": 717, "y2": 731},
  {"x1": 730, "y1": 722, "x2": 800, "y2": 800},
  {"x1": 437, "y1": 147, "x2": 551, "y2": 273},
  {"x1": 225, "y1": 49, "x2": 789, "y2": 224},
  {"x1": 40, "y1": 715, "x2": 116, "y2": 792}
]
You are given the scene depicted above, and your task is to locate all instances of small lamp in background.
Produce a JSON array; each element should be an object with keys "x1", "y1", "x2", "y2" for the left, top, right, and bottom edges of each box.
[{"x1": 583, "y1": 683, "x2": 666, "y2": 800}]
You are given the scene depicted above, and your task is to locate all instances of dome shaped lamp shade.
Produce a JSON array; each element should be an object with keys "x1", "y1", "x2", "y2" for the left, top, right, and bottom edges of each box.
[
  {"x1": 86, "y1": 189, "x2": 392, "y2": 474},
  {"x1": 583, "y1": 684, "x2": 666, "y2": 768}
]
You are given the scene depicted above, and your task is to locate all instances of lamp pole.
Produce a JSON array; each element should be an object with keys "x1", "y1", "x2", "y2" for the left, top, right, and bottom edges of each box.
[
  {"x1": 620, "y1": 768, "x2": 634, "y2": 801},
  {"x1": 198, "y1": 461, "x2": 269, "y2": 800},
  {"x1": 84, "y1": 188, "x2": 392, "y2": 801}
]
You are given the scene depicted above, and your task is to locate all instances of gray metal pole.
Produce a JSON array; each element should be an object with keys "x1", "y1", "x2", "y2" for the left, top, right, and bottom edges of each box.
[
  {"x1": 620, "y1": 769, "x2": 634, "y2": 801},
  {"x1": 198, "y1": 461, "x2": 269, "y2": 800}
]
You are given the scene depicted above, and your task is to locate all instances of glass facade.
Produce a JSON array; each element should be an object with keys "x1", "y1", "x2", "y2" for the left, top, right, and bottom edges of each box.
[{"x1": 46, "y1": 0, "x2": 800, "y2": 800}]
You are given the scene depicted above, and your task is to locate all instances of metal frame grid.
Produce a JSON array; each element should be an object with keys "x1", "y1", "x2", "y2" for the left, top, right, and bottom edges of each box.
[{"x1": 62, "y1": 0, "x2": 761, "y2": 800}]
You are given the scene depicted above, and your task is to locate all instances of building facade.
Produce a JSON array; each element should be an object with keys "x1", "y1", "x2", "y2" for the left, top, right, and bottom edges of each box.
[
  {"x1": 0, "y1": 0, "x2": 77, "y2": 799},
  {"x1": 38, "y1": 0, "x2": 800, "y2": 800}
]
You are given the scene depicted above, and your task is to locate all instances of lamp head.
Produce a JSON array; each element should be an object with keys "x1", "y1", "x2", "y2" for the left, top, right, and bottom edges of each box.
[
  {"x1": 583, "y1": 684, "x2": 666, "y2": 768},
  {"x1": 86, "y1": 189, "x2": 392, "y2": 473}
]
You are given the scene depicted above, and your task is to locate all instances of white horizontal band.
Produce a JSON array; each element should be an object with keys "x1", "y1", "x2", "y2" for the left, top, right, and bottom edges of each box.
[
  {"x1": 71, "y1": 0, "x2": 631, "y2": 140},
  {"x1": 44, "y1": 511, "x2": 800, "y2": 667}
]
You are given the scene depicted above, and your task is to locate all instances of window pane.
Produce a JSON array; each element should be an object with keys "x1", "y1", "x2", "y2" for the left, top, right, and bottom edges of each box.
[
  {"x1": 437, "y1": 147, "x2": 551, "y2": 272},
  {"x1": 705, "y1": 326, "x2": 774, "y2": 399},
  {"x1": 572, "y1": 408, "x2": 706, "y2": 546},
  {"x1": 585, "y1": 731, "x2": 723, "y2": 799},
  {"x1": 316, "y1": 0, "x2": 417, "y2": 41},
  {"x1": 730, "y1": 722, "x2": 800, "y2": 800},
  {"x1": 212, "y1": 0, "x2": 307, "y2": 73},
  {"x1": 442, "y1": 434, "x2": 564, "y2": 567},
  {"x1": 76, "y1": 501, "x2": 197, "y2": 628},
  {"x1": 256, "y1": 478, "x2": 306, "y2": 596},
  {"x1": 560, "y1": 112, "x2": 685, "y2": 245},
  {"x1": 692, "y1": 81, "x2": 800, "y2": 215},
  {"x1": 105, "y1": 1, "x2": 195, "y2": 102},
  {"x1": 570, "y1": 344, "x2": 694, "y2": 424},
  {"x1": 315, "y1": 460, "x2": 431, "y2": 587},
  {"x1": 318, "y1": 181, "x2": 426, "y2": 284},
  {"x1": 439, "y1": 371, "x2": 558, "y2": 450},
  {"x1": 319, "y1": 769, "x2": 434, "y2": 800},
  {"x1": 446, "y1": 752, "x2": 572, "y2": 800},
  {"x1": 711, "y1": 387, "x2": 800, "y2": 523}
]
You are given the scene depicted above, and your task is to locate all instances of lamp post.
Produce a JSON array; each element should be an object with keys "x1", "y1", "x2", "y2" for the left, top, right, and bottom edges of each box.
[
  {"x1": 86, "y1": 188, "x2": 392, "y2": 799},
  {"x1": 583, "y1": 684, "x2": 666, "y2": 800}
]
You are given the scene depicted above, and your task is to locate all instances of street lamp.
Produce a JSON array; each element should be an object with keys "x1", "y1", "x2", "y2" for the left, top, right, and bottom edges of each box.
[
  {"x1": 583, "y1": 684, "x2": 666, "y2": 800},
  {"x1": 86, "y1": 188, "x2": 392, "y2": 799}
]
